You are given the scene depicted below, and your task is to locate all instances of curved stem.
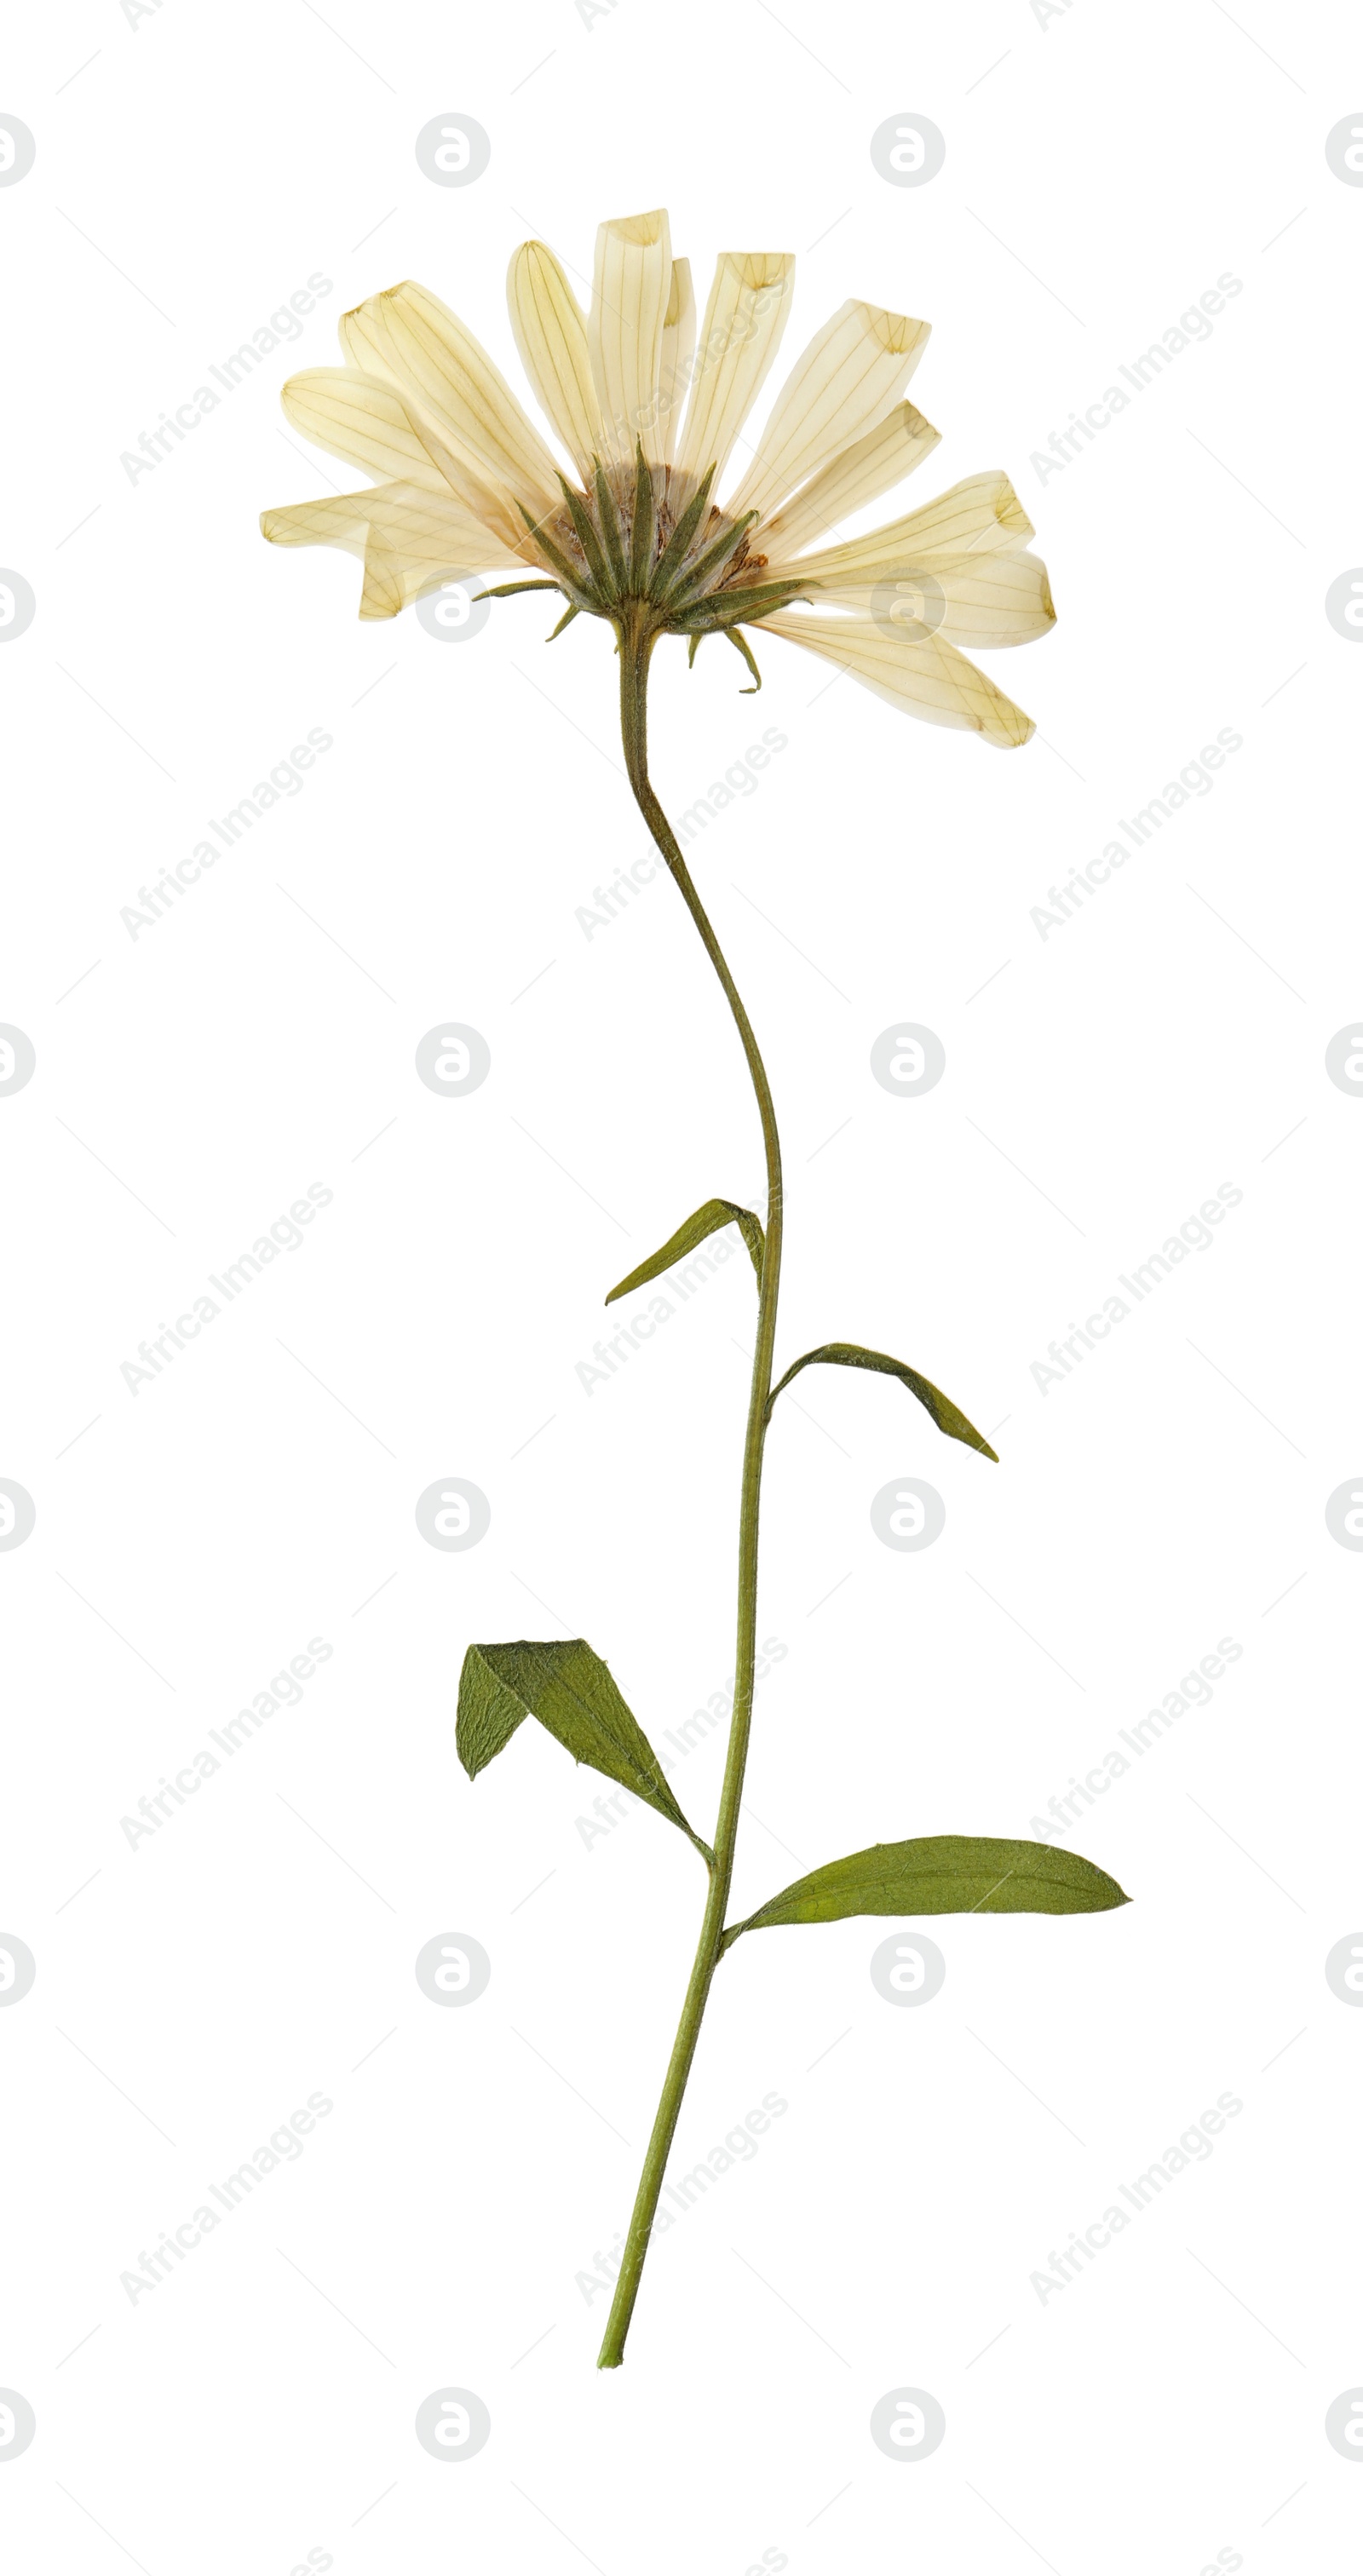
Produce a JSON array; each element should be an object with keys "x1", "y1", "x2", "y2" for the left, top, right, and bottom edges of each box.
[{"x1": 596, "y1": 607, "x2": 785, "y2": 2368}]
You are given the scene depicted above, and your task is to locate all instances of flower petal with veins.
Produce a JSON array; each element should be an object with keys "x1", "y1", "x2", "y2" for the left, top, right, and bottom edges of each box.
[
  {"x1": 589, "y1": 209, "x2": 672, "y2": 469},
  {"x1": 761, "y1": 607, "x2": 1037, "y2": 747},
  {"x1": 727, "y1": 299, "x2": 929, "y2": 521},
  {"x1": 766, "y1": 471, "x2": 1035, "y2": 585},
  {"x1": 341, "y1": 281, "x2": 561, "y2": 515},
  {"x1": 507, "y1": 242, "x2": 607, "y2": 483},
  {"x1": 263, "y1": 213, "x2": 1053, "y2": 748},
  {"x1": 803, "y1": 548, "x2": 1055, "y2": 647},
  {"x1": 674, "y1": 252, "x2": 795, "y2": 487},
  {"x1": 261, "y1": 481, "x2": 527, "y2": 618},
  {"x1": 761, "y1": 402, "x2": 940, "y2": 557},
  {"x1": 657, "y1": 257, "x2": 696, "y2": 469}
]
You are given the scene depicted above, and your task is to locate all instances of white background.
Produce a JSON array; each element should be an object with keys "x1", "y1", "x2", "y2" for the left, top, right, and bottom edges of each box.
[{"x1": 3, "y1": 2, "x2": 1361, "y2": 2569}]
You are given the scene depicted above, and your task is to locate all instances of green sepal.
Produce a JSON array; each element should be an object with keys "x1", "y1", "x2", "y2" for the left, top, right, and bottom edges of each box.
[
  {"x1": 548, "y1": 603, "x2": 581, "y2": 640},
  {"x1": 667, "y1": 580, "x2": 811, "y2": 633},
  {"x1": 593, "y1": 457, "x2": 629, "y2": 593},
  {"x1": 629, "y1": 441, "x2": 655, "y2": 594},
  {"x1": 606, "y1": 1197, "x2": 764, "y2": 1303},
  {"x1": 722, "y1": 1835, "x2": 1130, "y2": 1947},
  {"x1": 725, "y1": 628, "x2": 762, "y2": 693},
  {"x1": 516, "y1": 502, "x2": 597, "y2": 608},
  {"x1": 457, "y1": 1638, "x2": 710, "y2": 1857},
  {"x1": 766, "y1": 1342, "x2": 998, "y2": 1461},
  {"x1": 556, "y1": 473, "x2": 614, "y2": 600},
  {"x1": 665, "y1": 510, "x2": 759, "y2": 607},
  {"x1": 648, "y1": 463, "x2": 716, "y2": 599}
]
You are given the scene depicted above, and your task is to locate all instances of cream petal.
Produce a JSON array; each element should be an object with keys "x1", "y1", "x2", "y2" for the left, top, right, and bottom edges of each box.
[
  {"x1": 760, "y1": 608, "x2": 1036, "y2": 748},
  {"x1": 359, "y1": 538, "x2": 562, "y2": 620},
  {"x1": 262, "y1": 493, "x2": 373, "y2": 565},
  {"x1": 589, "y1": 208, "x2": 672, "y2": 468},
  {"x1": 657, "y1": 256, "x2": 695, "y2": 468},
  {"x1": 262, "y1": 482, "x2": 527, "y2": 619},
  {"x1": 358, "y1": 538, "x2": 405, "y2": 621},
  {"x1": 280, "y1": 368, "x2": 450, "y2": 491},
  {"x1": 262, "y1": 482, "x2": 524, "y2": 571},
  {"x1": 801, "y1": 549, "x2": 1055, "y2": 647},
  {"x1": 766, "y1": 471, "x2": 1035, "y2": 584},
  {"x1": 673, "y1": 252, "x2": 795, "y2": 489},
  {"x1": 355, "y1": 539, "x2": 520, "y2": 623},
  {"x1": 726, "y1": 300, "x2": 930, "y2": 523},
  {"x1": 507, "y1": 241, "x2": 606, "y2": 481},
  {"x1": 279, "y1": 367, "x2": 526, "y2": 553},
  {"x1": 358, "y1": 547, "x2": 473, "y2": 622},
  {"x1": 340, "y1": 281, "x2": 561, "y2": 513},
  {"x1": 759, "y1": 402, "x2": 940, "y2": 556}
]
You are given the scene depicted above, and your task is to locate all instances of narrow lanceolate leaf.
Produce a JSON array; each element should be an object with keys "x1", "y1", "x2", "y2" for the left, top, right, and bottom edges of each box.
[
  {"x1": 723, "y1": 1836, "x2": 1130, "y2": 1946},
  {"x1": 606, "y1": 1198, "x2": 764, "y2": 1305},
  {"x1": 457, "y1": 1640, "x2": 705, "y2": 1849},
  {"x1": 766, "y1": 1343, "x2": 997, "y2": 1460}
]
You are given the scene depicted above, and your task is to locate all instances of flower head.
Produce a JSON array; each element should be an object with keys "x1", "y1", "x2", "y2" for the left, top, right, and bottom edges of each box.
[{"x1": 262, "y1": 210, "x2": 1054, "y2": 747}]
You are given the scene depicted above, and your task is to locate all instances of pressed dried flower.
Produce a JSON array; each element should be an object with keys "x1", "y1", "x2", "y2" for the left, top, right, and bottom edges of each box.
[
  {"x1": 262, "y1": 210, "x2": 1054, "y2": 745},
  {"x1": 261, "y1": 214, "x2": 1124, "y2": 2378}
]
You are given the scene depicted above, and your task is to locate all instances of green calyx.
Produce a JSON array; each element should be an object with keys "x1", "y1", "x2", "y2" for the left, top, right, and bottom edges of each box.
[{"x1": 516, "y1": 444, "x2": 805, "y2": 647}]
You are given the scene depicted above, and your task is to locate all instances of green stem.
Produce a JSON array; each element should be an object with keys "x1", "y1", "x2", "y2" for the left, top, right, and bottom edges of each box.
[{"x1": 596, "y1": 607, "x2": 785, "y2": 2369}]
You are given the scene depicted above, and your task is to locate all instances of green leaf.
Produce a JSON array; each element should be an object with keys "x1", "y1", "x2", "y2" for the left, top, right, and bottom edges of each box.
[
  {"x1": 723, "y1": 1835, "x2": 1130, "y2": 1946},
  {"x1": 457, "y1": 1639, "x2": 709, "y2": 1854},
  {"x1": 766, "y1": 1343, "x2": 998, "y2": 1461},
  {"x1": 606, "y1": 1198, "x2": 764, "y2": 1305}
]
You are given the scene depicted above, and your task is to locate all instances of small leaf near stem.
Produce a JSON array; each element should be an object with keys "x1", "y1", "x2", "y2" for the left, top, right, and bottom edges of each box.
[
  {"x1": 606, "y1": 1197, "x2": 764, "y2": 1303},
  {"x1": 766, "y1": 1342, "x2": 998, "y2": 1461}
]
